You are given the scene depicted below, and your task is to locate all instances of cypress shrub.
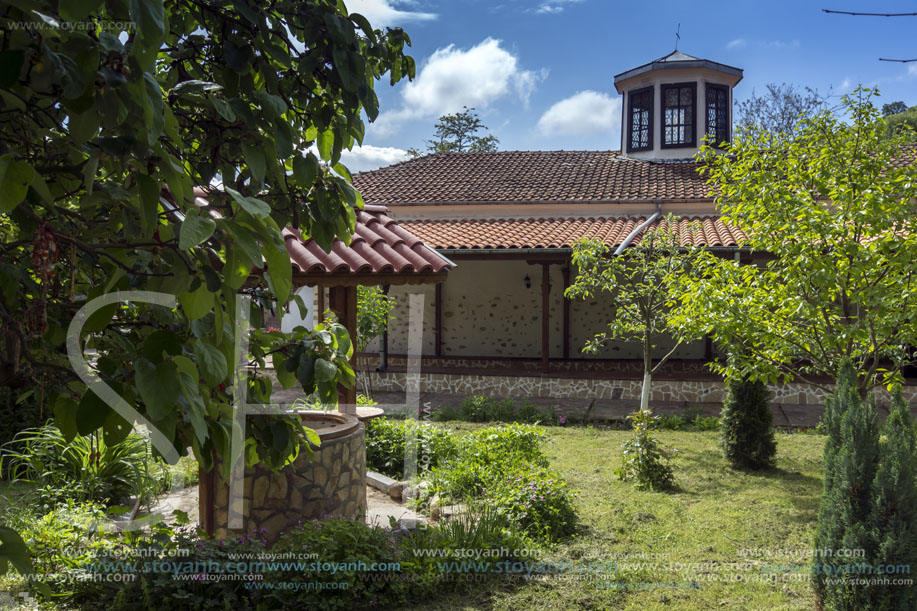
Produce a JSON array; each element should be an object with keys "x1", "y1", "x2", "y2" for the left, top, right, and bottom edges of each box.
[
  {"x1": 867, "y1": 391, "x2": 917, "y2": 610},
  {"x1": 719, "y1": 376, "x2": 776, "y2": 470},
  {"x1": 813, "y1": 361, "x2": 880, "y2": 610}
]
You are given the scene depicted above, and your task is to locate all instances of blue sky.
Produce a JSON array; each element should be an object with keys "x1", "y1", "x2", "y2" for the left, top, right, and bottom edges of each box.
[{"x1": 340, "y1": 0, "x2": 917, "y2": 171}]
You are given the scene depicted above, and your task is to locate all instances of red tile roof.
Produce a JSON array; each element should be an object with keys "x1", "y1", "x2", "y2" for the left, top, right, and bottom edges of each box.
[
  {"x1": 399, "y1": 215, "x2": 746, "y2": 250},
  {"x1": 353, "y1": 151, "x2": 712, "y2": 205},
  {"x1": 284, "y1": 204, "x2": 453, "y2": 276}
]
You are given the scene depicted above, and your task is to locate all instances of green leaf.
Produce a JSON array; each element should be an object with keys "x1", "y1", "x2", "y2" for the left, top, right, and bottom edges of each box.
[
  {"x1": 263, "y1": 236, "x2": 292, "y2": 303},
  {"x1": 242, "y1": 142, "x2": 266, "y2": 186},
  {"x1": 274, "y1": 354, "x2": 296, "y2": 389},
  {"x1": 332, "y1": 47, "x2": 365, "y2": 92},
  {"x1": 134, "y1": 357, "x2": 180, "y2": 420},
  {"x1": 53, "y1": 396, "x2": 79, "y2": 443},
  {"x1": 59, "y1": 0, "x2": 105, "y2": 21},
  {"x1": 141, "y1": 329, "x2": 182, "y2": 362},
  {"x1": 296, "y1": 354, "x2": 315, "y2": 390},
  {"x1": 209, "y1": 94, "x2": 236, "y2": 122},
  {"x1": 0, "y1": 156, "x2": 34, "y2": 214},
  {"x1": 173, "y1": 355, "x2": 199, "y2": 384},
  {"x1": 178, "y1": 283, "x2": 213, "y2": 320},
  {"x1": 103, "y1": 408, "x2": 132, "y2": 446},
  {"x1": 224, "y1": 186, "x2": 270, "y2": 218},
  {"x1": 0, "y1": 526, "x2": 34, "y2": 577},
  {"x1": 292, "y1": 153, "x2": 318, "y2": 188},
  {"x1": 314, "y1": 357, "x2": 337, "y2": 383},
  {"x1": 316, "y1": 129, "x2": 334, "y2": 162},
  {"x1": 178, "y1": 214, "x2": 216, "y2": 249},
  {"x1": 194, "y1": 338, "x2": 228, "y2": 385},
  {"x1": 224, "y1": 244, "x2": 251, "y2": 290},
  {"x1": 129, "y1": 0, "x2": 166, "y2": 49},
  {"x1": 173, "y1": 80, "x2": 223, "y2": 95},
  {"x1": 143, "y1": 71, "x2": 165, "y2": 143},
  {"x1": 76, "y1": 391, "x2": 111, "y2": 436},
  {"x1": 178, "y1": 372, "x2": 208, "y2": 445}
]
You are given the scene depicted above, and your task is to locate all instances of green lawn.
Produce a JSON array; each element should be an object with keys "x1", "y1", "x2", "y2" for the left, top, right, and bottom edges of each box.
[{"x1": 408, "y1": 424, "x2": 824, "y2": 611}]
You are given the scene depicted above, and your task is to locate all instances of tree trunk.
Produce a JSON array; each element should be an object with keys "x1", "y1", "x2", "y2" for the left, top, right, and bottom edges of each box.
[{"x1": 640, "y1": 370, "x2": 652, "y2": 412}]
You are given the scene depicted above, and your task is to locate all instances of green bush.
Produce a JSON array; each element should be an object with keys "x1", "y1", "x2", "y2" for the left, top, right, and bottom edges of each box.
[
  {"x1": 0, "y1": 424, "x2": 161, "y2": 506},
  {"x1": 868, "y1": 392, "x2": 917, "y2": 610},
  {"x1": 365, "y1": 418, "x2": 457, "y2": 479},
  {"x1": 431, "y1": 424, "x2": 577, "y2": 541},
  {"x1": 434, "y1": 424, "x2": 548, "y2": 499},
  {"x1": 719, "y1": 377, "x2": 776, "y2": 470},
  {"x1": 431, "y1": 395, "x2": 559, "y2": 425},
  {"x1": 813, "y1": 361, "x2": 880, "y2": 610},
  {"x1": 615, "y1": 410, "x2": 675, "y2": 491},
  {"x1": 483, "y1": 465, "x2": 577, "y2": 542}
]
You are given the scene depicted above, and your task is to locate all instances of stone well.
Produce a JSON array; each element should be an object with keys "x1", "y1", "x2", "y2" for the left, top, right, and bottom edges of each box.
[{"x1": 207, "y1": 412, "x2": 367, "y2": 541}]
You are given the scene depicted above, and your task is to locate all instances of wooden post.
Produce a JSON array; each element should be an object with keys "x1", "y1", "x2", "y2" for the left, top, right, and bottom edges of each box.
[
  {"x1": 199, "y1": 465, "x2": 215, "y2": 535},
  {"x1": 434, "y1": 282, "x2": 443, "y2": 357},
  {"x1": 561, "y1": 266, "x2": 570, "y2": 359},
  {"x1": 541, "y1": 263, "x2": 551, "y2": 373},
  {"x1": 317, "y1": 286, "x2": 325, "y2": 323},
  {"x1": 329, "y1": 285, "x2": 358, "y2": 413}
]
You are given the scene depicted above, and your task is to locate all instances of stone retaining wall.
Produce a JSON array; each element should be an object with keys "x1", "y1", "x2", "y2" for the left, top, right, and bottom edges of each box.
[
  {"x1": 365, "y1": 371, "x2": 917, "y2": 408},
  {"x1": 210, "y1": 422, "x2": 367, "y2": 542}
]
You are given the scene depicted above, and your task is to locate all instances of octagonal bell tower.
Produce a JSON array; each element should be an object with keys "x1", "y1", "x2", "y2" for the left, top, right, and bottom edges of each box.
[{"x1": 614, "y1": 51, "x2": 743, "y2": 160}]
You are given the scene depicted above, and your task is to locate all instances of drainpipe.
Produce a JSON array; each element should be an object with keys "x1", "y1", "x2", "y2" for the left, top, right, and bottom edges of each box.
[{"x1": 613, "y1": 202, "x2": 662, "y2": 255}]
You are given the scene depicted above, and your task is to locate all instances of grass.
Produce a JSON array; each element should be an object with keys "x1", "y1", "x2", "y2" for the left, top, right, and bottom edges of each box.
[{"x1": 407, "y1": 424, "x2": 824, "y2": 611}]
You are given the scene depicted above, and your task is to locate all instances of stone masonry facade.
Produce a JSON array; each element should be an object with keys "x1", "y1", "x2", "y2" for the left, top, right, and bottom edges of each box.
[{"x1": 211, "y1": 423, "x2": 367, "y2": 542}]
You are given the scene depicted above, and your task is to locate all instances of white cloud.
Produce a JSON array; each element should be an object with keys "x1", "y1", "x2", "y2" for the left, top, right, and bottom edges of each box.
[
  {"x1": 727, "y1": 37, "x2": 798, "y2": 51},
  {"x1": 909, "y1": 64, "x2": 917, "y2": 77},
  {"x1": 727, "y1": 38, "x2": 747, "y2": 49},
  {"x1": 344, "y1": 0, "x2": 436, "y2": 28},
  {"x1": 839, "y1": 77, "x2": 852, "y2": 93},
  {"x1": 375, "y1": 37, "x2": 546, "y2": 133},
  {"x1": 341, "y1": 145, "x2": 410, "y2": 172},
  {"x1": 536, "y1": 90, "x2": 621, "y2": 137},
  {"x1": 535, "y1": 0, "x2": 584, "y2": 15}
]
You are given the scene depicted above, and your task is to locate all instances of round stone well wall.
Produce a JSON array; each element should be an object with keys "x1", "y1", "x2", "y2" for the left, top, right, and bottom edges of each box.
[{"x1": 208, "y1": 412, "x2": 367, "y2": 542}]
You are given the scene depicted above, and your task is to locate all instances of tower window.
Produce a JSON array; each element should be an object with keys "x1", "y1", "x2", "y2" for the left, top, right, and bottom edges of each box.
[
  {"x1": 661, "y1": 83, "x2": 696, "y2": 148},
  {"x1": 705, "y1": 84, "x2": 729, "y2": 146},
  {"x1": 627, "y1": 86, "x2": 653, "y2": 152}
]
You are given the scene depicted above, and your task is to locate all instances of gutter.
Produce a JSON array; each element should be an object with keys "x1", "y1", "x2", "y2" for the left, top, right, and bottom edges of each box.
[{"x1": 613, "y1": 203, "x2": 662, "y2": 255}]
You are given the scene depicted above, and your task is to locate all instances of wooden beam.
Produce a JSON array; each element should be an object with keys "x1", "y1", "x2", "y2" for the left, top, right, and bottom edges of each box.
[
  {"x1": 435, "y1": 282, "x2": 443, "y2": 357},
  {"x1": 329, "y1": 285, "x2": 358, "y2": 412},
  {"x1": 541, "y1": 263, "x2": 551, "y2": 373},
  {"x1": 561, "y1": 266, "x2": 571, "y2": 359}
]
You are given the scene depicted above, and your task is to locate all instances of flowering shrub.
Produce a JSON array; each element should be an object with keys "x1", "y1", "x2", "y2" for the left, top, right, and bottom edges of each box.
[{"x1": 484, "y1": 465, "x2": 578, "y2": 542}]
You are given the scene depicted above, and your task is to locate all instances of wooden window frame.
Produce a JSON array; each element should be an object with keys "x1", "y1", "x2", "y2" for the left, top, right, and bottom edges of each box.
[
  {"x1": 626, "y1": 86, "x2": 654, "y2": 153},
  {"x1": 705, "y1": 83, "x2": 730, "y2": 146},
  {"x1": 661, "y1": 82, "x2": 697, "y2": 149}
]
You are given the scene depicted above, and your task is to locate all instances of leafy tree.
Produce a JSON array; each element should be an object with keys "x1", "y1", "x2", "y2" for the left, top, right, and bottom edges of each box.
[
  {"x1": 408, "y1": 106, "x2": 499, "y2": 157},
  {"x1": 719, "y1": 376, "x2": 776, "y2": 470},
  {"x1": 882, "y1": 100, "x2": 908, "y2": 116},
  {"x1": 885, "y1": 105, "x2": 917, "y2": 142},
  {"x1": 566, "y1": 220, "x2": 704, "y2": 411},
  {"x1": 355, "y1": 285, "x2": 393, "y2": 396},
  {"x1": 0, "y1": 0, "x2": 413, "y2": 492},
  {"x1": 672, "y1": 88, "x2": 917, "y2": 396},
  {"x1": 734, "y1": 82, "x2": 825, "y2": 139}
]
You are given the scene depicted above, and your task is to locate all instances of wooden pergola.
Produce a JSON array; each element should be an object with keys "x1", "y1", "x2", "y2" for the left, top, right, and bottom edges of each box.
[{"x1": 283, "y1": 204, "x2": 453, "y2": 413}]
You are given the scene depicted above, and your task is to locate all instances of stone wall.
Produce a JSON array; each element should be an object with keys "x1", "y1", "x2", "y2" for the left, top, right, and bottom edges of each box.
[
  {"x1": 209, "y1": 422, "x2": 367, "y2": 542},
  {"x1": 364, "y1": 369, "x2": 917, "y2": 409}
]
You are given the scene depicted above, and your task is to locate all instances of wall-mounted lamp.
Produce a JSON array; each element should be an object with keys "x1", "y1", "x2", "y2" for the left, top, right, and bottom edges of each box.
[{"x1": 524, "y1": 274, "x2": 531, "y2": 289}]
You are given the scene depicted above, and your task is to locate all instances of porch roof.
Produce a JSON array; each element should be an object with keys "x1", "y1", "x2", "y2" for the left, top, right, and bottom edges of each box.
[
  {"x1": 400, "y1": 215, "x2": 746, "y2": 251},
  {"x1": 284, "y1": 204, "x2": 454, "y2": 286}
]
